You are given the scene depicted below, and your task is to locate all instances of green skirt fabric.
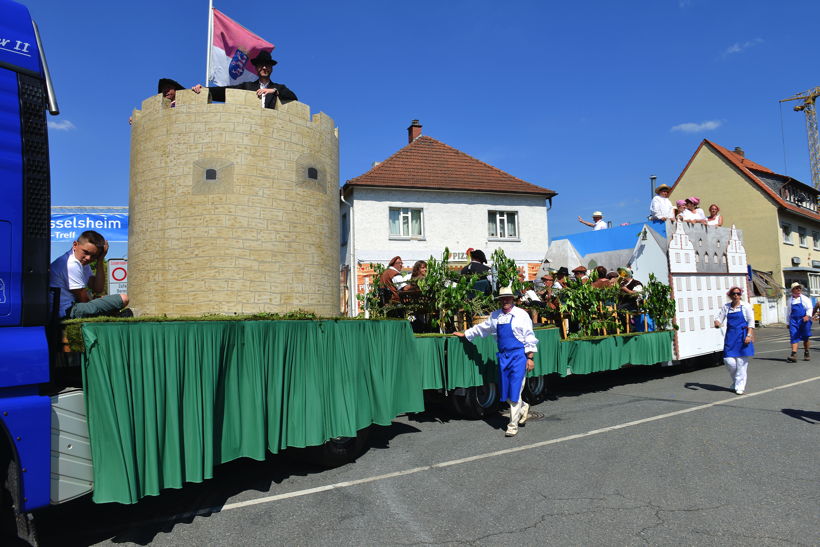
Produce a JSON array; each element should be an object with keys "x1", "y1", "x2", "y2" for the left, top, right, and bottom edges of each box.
[
  {"x1": 414, "y1": 336, "x2": 447, "y2": 390},
  {"x1": 560, "y1": 331, "x2": 674, "y2": 375},
  {"x1": 80, "y1": 320, "x2": 424, "y2": 504}
]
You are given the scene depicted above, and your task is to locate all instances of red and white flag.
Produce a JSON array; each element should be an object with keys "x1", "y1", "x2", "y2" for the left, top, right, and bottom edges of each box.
[{"x1": 207, "y1": 8, "x2": 274, "y2": 86}]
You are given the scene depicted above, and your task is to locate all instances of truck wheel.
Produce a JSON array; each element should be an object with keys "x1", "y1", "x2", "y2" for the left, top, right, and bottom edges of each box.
[
  {"x1": 522, "y1": 375, "x2": 547, "y2": 405},
  {"x1": 1, "y1": 459, "x2": 38, "y2": 546},
  {"x1": 288, "y1": 427, "x2": 371, "y2": 469},
  {"x1": 451, "y1": 382, "x2": 498, "y2": 419}
]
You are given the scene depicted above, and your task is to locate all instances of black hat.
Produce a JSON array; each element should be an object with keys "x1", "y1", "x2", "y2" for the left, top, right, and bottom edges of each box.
[
  {"x1": 556, "y1": 266, "x2": 569, "y2": 276},
  {"x1": 250, "y1": 50, "x2": 278, "y2": 67},
  {"x1": 470, "y1": 249, "x2": 487, "y2": 264},
  {"x1": 157, "y1": 78, "x2": 184, "y2": 94}
]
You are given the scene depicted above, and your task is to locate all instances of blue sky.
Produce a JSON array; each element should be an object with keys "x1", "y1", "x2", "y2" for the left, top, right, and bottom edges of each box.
[{"x1": 30, "y1": 0, "x2": 817, "y2": 252}]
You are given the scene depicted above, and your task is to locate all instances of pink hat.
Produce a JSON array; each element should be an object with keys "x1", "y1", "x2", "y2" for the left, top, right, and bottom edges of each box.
[
  {"x1": 687, "y1": 196, "x2": 700, "y2": 205},
  {"x1": 676, "y1": 199, "x2": 686, "y2": 207}
]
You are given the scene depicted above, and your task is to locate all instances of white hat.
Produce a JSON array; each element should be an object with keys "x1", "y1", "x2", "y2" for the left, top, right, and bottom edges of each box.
[
  {"x1": 592, "y1": 211, "x2": 604, "y2": 217},
  {"x1": 496, "y1": 286, "x2": 516, "y2": 299},
  {"x1": 791, "y1": 282, "x2": 802, "y2": 289}
]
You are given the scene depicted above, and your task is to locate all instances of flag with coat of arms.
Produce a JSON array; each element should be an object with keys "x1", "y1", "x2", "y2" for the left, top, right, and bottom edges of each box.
[{"x1": 207, "y1": 8, "x2": 274, "y2": 86}]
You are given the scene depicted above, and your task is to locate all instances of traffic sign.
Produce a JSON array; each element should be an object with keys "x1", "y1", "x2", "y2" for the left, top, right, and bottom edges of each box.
[{"x1": 108, "y1": 259, "x2": 128, "y2": 295}]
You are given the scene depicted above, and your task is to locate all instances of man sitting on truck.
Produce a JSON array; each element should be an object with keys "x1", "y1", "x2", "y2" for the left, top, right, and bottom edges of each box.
[{"x1": 49, "y1": 230, "x2": 129, "y2": 319}]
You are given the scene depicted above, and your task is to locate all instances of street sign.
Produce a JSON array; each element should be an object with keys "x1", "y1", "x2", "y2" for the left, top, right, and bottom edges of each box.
[{"x1": 108, "y1": 259, "x2": 128, "y2": 295}]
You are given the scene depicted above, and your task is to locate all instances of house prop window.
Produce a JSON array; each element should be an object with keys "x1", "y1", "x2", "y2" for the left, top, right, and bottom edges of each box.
[
  {"x1": 389, "y1": 207, "x2": 423, "y2": 238},
  {"x1": 488, "y1": 211, "x2": 518, "y2": 239}
]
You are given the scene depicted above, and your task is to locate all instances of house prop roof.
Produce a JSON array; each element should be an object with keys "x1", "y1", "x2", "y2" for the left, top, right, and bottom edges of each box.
[
  {"x1": 555, "y1": 221, "x2": 667, "y2": 257},
  {"x1": 343, "y1": 135, "x2": 556, "y2": 198},
  {"x1": 672, "y1": 140, "x2": 820, "y2": 222}
]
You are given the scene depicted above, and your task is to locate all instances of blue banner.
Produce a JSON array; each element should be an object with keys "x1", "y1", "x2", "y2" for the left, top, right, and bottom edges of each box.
[{"x1": 51, "y1": 214, "x2": 128, "y2": 243}]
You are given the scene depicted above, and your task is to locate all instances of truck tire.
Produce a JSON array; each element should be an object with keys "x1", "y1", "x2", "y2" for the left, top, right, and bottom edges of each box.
[
  {"x1": 522, "y1": 375, "x2": 547, "y2": 405},
  {"x1": 450, "y1": 382, "x2": 498, "y2": 419},
  {"x1": 288, "y1": 427, "x2": 371, "y2": 469},
  {"x1": 1, "y1": 459, "x2": 38, "y2": 546}
]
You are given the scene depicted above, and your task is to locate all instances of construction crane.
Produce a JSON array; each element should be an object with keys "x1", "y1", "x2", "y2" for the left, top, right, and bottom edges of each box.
[{"x1": 781, "y1": 87, "x2": 820, "y2": 189}]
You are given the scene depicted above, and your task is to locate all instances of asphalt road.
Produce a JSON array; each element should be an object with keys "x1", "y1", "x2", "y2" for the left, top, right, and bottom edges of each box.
[{"x1": 34, "y1": 327, "x2": 818, "y2": 546}]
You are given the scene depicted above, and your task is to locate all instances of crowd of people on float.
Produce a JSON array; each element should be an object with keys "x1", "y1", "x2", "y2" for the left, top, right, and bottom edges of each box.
[{"x1": 579, "y1": 184, "x2": 724, "y2": 231}]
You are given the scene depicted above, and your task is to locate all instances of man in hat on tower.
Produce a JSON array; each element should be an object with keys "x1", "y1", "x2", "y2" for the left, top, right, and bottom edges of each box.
[
  {"x1": 193, "y1": 50, "x2": 297, "y2": 109},
  {"x1": 649, "y1": 184, "x2": 674, "y2": 221},
  {"x1": 454, "y1": 286, "x2": 539, "y2": 437}
]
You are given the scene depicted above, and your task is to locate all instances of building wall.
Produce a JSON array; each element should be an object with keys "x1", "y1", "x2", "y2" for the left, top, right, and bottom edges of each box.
[
  {"x1": 129, "y1": 89, "x2": 339, "y2": 316},
  {"x1": 342, "y1": 186, "x2": 548, "y2": 314},
  {"x1": 777, "y1": 210, "x2": 820, "y2": 298},
  {"x1": 673, "y1": 146, "x2": 782, "y2": 282}
]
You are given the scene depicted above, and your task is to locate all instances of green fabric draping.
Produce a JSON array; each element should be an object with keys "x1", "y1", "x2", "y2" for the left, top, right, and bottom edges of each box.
[
  {"x1": 445, "y1": 336, "x2": 498, "y2": 390},
  {"x1": 80, "y1": 320, "x2": 424, "y2": 504},
  {"x1": 531, "y1": 328, "x2": 562, "y2": 377},
  {"x1": 414, "y1": 337, "x2": 447, "y2": 390},
  {"x1": 560, "y1": 331, "x2": 674, "y2": 375}
]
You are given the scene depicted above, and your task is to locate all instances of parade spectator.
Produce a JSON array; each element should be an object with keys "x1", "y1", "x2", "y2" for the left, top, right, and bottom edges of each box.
[
  {"x1": 192, "y1": 51, "x2": 298, "y2": 109},
  {"x1": 690, "y1": 197, "x2": 707, "y2": 219},
  {"x1": 572, "y1": 265, "x2": 589, "y2": 283},
  {"x1": 158, "y1": 78, "x2": 185, "y2": 106},
  {"x1": 454, "y1": 287, "x2": 538, "y2": 437},
  {"x1": 553, "y1": 267, "x2": 569, "y2": 289},
  {"x1": 714, "y1": 286, "x2": 754, "y2": 395},
  {"x1": 678, "y1": 198, "x2": 707, "y2": 224},
  {"x1": 649, "y1": 184, "x2": 674, "y2": 221},
  {"x1": 49, "y1": 230, "x2": 129, "y2": 319},
  {"x1": 706, "y1": 204, "x2": 723, "y2": 226},
  {"x1": 578, "y1": 211, "x2": 608, "y2": 230},
  {"x1": 590, "y1": 266, "x2": 611, "y2": 288},
  {"x1": 401, "y1": 260, "x2": 427, "y2": 293},
  {"x1": 461, "y1": 249, "x2": 492, "y2": 297},
  {"x1": 674, "y1": 199, "x2": 687, "y2": 218},
  {"x1": 379, "y1": 256, "x2": 405, "y2": 303},
  {"x1": 785, "y1": 283, "x2": 812, "y2": 362}
]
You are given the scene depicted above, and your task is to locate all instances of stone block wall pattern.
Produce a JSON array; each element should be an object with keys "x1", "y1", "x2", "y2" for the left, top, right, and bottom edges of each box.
[{"x1": 128, "y1": 90, "x2": 340, "y2": 316}]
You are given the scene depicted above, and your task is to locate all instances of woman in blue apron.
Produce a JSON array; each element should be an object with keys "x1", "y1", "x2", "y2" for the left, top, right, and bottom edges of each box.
[
  {"x1": 713, "y1": 286, "x2": 754, "y2": 395},
  {"x1": 455, "y1": 287, "x2": 539, "y2": 437},
  {"x1": 785, "y1": 283, "x2": 812, "y2": 362}
]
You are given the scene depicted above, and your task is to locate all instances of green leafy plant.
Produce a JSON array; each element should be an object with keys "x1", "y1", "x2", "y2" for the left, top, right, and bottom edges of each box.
[
  {"x1": 640, "y1": 273, "x2": 677, "y2": 331},
  {"x1": 490, "y1": 248, "x2": 522, "y2": 293}
]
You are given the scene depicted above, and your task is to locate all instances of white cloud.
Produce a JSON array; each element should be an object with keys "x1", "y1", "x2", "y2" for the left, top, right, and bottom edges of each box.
[
  {"x1": 722, "y1": 38, "x2": 763, "y2": 57},
  {"x1": 678, "y1": 0, "x2": 692, "y2": 8},
  {"x1": 670, "y1": 120, "x2": 722, "y2": 133},
  {"x1": 47, "y1": 120, "x2": 76, "y2": 131}
]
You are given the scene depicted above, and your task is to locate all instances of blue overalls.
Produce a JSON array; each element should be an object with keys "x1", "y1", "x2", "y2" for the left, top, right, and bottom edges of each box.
[
  {"x1": 789, "y1": 298, "x2": 812, "y2": 344},
  {"x1": 496, "y1": 318, "x2": 527, "y2": 403},
  {"x1": 724, "y1": 305, "x2": 754, "y2": 357}
]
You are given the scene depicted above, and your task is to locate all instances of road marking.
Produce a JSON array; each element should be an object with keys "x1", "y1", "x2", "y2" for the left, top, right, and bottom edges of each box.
[{"x1": 214, "y1": 375, "x2": 819, "y2": 513}]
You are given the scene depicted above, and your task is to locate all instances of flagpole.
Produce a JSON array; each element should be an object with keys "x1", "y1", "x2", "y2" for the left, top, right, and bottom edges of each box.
[{"x1": 205, "y1": 0, "x2": 214, "y2": 85}]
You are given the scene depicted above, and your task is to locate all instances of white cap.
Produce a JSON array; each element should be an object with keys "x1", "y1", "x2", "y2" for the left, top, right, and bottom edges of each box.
[{"x1": 592, "y1": 211, "x2": 604, "y2": 217}]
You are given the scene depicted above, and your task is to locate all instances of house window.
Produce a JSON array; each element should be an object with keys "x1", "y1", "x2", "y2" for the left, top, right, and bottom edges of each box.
[
  {"x1": 205, "y1": 169, "x2": 217, "y2": 180},
  {"x1": 813, "y1": 231, "x2": 820, "y2": 251},
  {"x1": 799, "y1": 227, "x2": 808, "y2": 248},
  {"x1": 389, "y1": 207, "x2": 423, "y2": 238},
  {"x1": 782, "y1": 223, "x2": 793, "y2": 245},
  {"x1": 488, "y1": 211, "x2": 518, "y2": 239}
]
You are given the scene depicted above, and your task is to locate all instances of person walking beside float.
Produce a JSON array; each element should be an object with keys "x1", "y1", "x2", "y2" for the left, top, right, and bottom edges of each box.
[
  {"x1": 713, "y1": 286, "x2": 754, "y2": 395},
  {"x1": 454, "y1": 287, "x2": 538, "y2": 437},
  {"x1": 785, "y1": 283, "x2": 812, "y2": 362}
]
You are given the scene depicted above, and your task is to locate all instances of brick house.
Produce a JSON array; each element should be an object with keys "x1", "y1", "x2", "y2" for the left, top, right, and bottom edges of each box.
[{"x1": 340, "y1": 121, "x2": 556, "y2": 316}]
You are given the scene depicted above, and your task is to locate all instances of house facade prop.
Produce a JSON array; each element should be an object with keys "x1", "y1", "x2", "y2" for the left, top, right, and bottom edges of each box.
[
  {"x1": 340, "y1": 121, "x2": 556, "y2": 316},
  {"x1": 670, "y1": 140, "x2": 820, "y2": 301}
]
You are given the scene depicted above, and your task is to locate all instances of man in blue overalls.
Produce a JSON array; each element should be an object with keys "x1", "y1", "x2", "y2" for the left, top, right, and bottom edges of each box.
[
  {"x1": 455, "y1": 286, "x2": 539, "y2": 437},
  {"x1": 785, "y1": 283, "x2": 812, "y2": 362}
]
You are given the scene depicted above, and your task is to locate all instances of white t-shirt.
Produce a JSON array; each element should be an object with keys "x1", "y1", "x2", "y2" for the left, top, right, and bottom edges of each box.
[
  {"x1": 706, "y1": 214, "x2": 721, "y2": 226},
  {"x1": 649, "y1": 196, "x2": 674, "y2": 220},
  {"x1": 593, "y1": 219, "x2": 607, "y2": 230},
  {"x1": 49, "y1": 249, "x2": 92, "y2": 317},
  {"x1": 680, "y1": 209, "x2": 706, "y2": 221}
]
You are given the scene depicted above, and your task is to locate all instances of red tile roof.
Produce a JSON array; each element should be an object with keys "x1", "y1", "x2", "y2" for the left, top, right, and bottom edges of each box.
[
  {"x1": 343, "y1": 135, "x2": 556, "y2": 198},
  {"x1": 671, "y1": 139, "x2": 820, "y2": 222}
]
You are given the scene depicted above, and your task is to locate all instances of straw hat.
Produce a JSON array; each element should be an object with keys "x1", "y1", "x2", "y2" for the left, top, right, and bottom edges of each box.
[
  {"x1": 654, "y1": 184, "x2": 671, "y2": 194},
  {"x1": 496, "y1": 286, "x2": 516, "y2": 299}
]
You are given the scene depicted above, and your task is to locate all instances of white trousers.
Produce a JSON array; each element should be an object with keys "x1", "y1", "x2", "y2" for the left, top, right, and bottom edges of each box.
[
  {"x1": 506, "y1": 376, "x2": 528, "y2": 432},
  {"x1": 723, "y1": 356, "x2": 749, "y2": 392}
]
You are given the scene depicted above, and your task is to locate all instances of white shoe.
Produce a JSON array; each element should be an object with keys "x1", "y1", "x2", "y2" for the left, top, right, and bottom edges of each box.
[
  {"x1": 505, "y1": 424, "x2": 518, "y2": 437},
  {"x1": 518, "y1": 402, "x2": 530, "y2": 425},
  {"x1": 735, "y1": 389, "x2": 744, "y2": 395}
]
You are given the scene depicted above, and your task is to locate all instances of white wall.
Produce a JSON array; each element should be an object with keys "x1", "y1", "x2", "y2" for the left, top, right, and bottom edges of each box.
[{"x1": 346, "y1": 187, "x2": 548, "y2": 264}]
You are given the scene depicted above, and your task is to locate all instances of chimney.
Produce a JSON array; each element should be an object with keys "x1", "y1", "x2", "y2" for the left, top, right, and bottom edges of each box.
[
  {"x1": 407, "y1": 119, "x2": 422, "y2": 143},
  {"x1": 733, "y1": 146, "x2": 745, "y2": 158}
]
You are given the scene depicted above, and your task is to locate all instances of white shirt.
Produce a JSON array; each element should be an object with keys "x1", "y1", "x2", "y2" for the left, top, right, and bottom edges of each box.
[
  {"x1": 706, "y1": 214, "x2": 721, "y2": 226},
  {"x1": 464, "y1": 306, "x2": 539, "y2": 354},
  {"x1": 714, "y1": 303, "x2": 754, "y2": 327},
  {"x1": 593, "y1": 219, "x2": 607, "y2": 230},
  {"x1": 785, "y1": 295, "x2": 813, "y2": 318},
  {"x1": 649, "y1": 195, "x2": 674, "y2": 220},
  {"x1": 680, "y1": 209, "x2": 706, "y2": 221},
  {"x1": 387, "y1": 266, "x2": 409, "y2": 290},
  {"x1": 258, "y1": 80, "x2": 269, "y2": 107},
  {"x1": 49, "y1": 249, "x2": 92, "y2": 317}
]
